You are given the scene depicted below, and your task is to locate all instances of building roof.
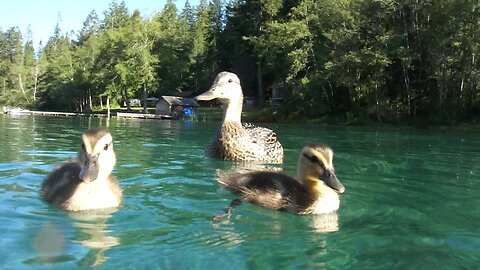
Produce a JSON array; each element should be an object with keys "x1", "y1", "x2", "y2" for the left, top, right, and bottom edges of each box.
[{"x1": 160, "y1": 96, "x2": 199, "y2": 107}]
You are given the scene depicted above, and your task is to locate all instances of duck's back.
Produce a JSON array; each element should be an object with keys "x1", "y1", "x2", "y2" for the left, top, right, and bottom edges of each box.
[
  {"x1": 218, "y1": 171, "x2": 314, "y2": 212},
  {"x1": 208, "y1": 122, "x2": 283, "y2": 163}
]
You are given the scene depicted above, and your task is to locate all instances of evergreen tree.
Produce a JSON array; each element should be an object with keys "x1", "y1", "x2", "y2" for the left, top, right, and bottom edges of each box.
[{"x1": 1, "y1": 0, "x2": 479, "y2": 124}]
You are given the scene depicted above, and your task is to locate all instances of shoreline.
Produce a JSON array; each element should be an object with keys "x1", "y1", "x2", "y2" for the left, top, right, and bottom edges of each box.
[{"x1": 4, "y1": 107, "x2": 480, "y2": 130}]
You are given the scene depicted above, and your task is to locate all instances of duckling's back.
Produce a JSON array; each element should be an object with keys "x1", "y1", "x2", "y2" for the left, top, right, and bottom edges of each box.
[
  {"x1": 218, "y1": 171, "x2": 313, "y2": 212},
  {"x1": 41, "y1": 162, "x2": 83, "y2": 207}
]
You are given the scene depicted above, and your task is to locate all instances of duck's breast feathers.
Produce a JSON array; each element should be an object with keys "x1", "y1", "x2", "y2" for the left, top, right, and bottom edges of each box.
[{"x1": 41, "y1": 162, "x2": 82, "y2": 203}]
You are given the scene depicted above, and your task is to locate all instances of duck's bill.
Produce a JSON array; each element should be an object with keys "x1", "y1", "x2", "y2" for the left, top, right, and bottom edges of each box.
[
  {"x1": 322, "y1": 170, "x2": 345, "y2": 193},
  {"x1": 194, "y1": 88, "x2": 217, "y2": 101},
  {"x1": 79, "y1": 157, "x2": 99, "y2": 182}
]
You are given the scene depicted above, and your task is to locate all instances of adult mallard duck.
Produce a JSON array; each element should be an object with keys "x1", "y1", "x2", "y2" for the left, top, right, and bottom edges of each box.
[
  {"x1": 41, "y1": 129, "x2": 122, "y2": 211},
  {"x1": 214, "y1": 143, "x2": 345, "y2": 219},
  {"x1": 195, "y1": 71, "x2": 283, "y2": 163}
]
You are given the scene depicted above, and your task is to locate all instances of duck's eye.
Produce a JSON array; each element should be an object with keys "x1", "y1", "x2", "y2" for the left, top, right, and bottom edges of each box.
[
  {"x1": 303, "y1": 153, "x2": 320, "y2": 164},
  {"x1": 228, "y1": 79, "x2": 233, "y2": 83},
  {"x1": 104, "y1": 143, "x2": 109, "y2": 151}
]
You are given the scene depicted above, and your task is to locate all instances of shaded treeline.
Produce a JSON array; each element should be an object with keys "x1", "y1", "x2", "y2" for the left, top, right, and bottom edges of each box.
[{"x1": 1, "y1": 0, "x2": 479, "y2": 123}]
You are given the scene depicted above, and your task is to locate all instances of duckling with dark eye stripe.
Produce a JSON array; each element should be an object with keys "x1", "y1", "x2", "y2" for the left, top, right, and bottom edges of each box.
[
  {"x1": 214, "y1": 143, "x2": 345, "y2": 219},
  {"x1": 41, "y1": 129, "x2": 122, "y2": 211}
]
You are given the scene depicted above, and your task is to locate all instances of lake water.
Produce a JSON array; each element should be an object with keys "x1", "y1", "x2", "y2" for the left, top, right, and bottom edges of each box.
[{"x1": 1, "y1": 114, "x2": 479, "y2": 269}]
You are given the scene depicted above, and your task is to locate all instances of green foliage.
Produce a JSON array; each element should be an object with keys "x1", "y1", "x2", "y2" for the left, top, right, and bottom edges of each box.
[{"x1": 2, "y1": 0, "x2": 479, "y2": 125}]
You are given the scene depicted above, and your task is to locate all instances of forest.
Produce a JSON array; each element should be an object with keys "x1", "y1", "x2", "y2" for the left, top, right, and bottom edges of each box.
[{"x1": 0, "y1": 0, "x2": 479, "y2": 124}]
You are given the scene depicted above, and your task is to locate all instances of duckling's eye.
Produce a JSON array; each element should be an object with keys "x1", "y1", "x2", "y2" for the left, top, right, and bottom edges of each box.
[
  {"x1": 303, "y1": 154, "x2": 320, "y2": 164},
  {"x1": 104, "y1": 143, "x2": 109, "y2": 151}
]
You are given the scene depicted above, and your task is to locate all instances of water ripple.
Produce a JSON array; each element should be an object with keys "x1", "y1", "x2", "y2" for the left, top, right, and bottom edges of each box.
[{"x1": 1, "y1": 116, "x2": 480, "y2": 269}]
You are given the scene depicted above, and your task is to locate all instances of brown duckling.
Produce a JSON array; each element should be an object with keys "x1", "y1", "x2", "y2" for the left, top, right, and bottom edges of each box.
[
  {"x1": 41, "y1": 129, "x2": 122, "y2": 211},
  {"x1": 195, "y1": 71, "x2": 283, "y2": 163},
  {"x1": 214, "y1": 143, "x2": 345, "y2": 219}
]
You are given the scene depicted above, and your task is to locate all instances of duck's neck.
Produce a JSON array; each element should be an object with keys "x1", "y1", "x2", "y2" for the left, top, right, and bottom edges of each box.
[
  {"x1": 222, "y1": 98, "x2": 243, "y2": 124},
  {"x1": 96, "y1": 170, "x2": 112, "y2": 184}
]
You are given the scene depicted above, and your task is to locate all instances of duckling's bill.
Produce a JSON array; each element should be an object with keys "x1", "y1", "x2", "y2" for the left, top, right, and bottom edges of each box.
[
  {"x1": 79, "y1": 156, "x2": 99, "y2": 182},
  {"x1": 320, "y1": 169, "x2": 345, "y2": 193}
]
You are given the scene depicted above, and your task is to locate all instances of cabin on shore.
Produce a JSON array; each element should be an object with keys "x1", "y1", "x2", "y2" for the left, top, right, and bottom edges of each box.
[{"x1": 155, "y1": 96, "x2": 199, "y2": 119}]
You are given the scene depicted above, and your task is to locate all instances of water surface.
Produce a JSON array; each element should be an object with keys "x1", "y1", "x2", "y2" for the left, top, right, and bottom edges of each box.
[{"x1": 0, "y1": 115, "x2": 479, "y2": 269}]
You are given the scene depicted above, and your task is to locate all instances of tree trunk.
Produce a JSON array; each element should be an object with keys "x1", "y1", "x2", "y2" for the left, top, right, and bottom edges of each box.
[
  {"x1": 471, "y1": 52, "x2": 477, "y2": 105},
  {"x1": 88, "y1": 92, "x2": 93, "y2": 111},
  {"x1": 143, "y1": 83, "x2": 148, "y2": 113},
  {"x1": 125, "y1": 89, "x2": 131, "y2": 112},
  {"x1": 438, "y1": 60, "x2": 448, "y2": 115},
  {"x1": 402, "y1": 62, "x2": 412, "y2": 116},
  {"x1": 257, "y1": 60, "x2": 264, "y2": 107},
  {"x1": 100, "y1": 96, "x2": 104, "y2": 109},
  {"x1": 18, "y1": 74, "x2": 29, "y2": 103},
  {"x1": 460, "y1": 76, "x2": 464, "y2": 101},
  {"x1": 33, "y1": 64, "x2": 38, "y2": 101},
  {"x1": 106, "y1": 96, "x2": 111, "y2": 118},
  {"x1": 374, "y1": 81, "x2": 382, "y2": 122}
]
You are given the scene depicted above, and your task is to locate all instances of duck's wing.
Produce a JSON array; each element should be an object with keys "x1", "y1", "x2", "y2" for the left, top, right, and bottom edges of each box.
[
  {"x1": 242, "y1": 123, "x2": 280, "y2": 145},
  {"x1": 218, "y1": 170, "x2": 307, "y2": 211},
  {"x1": 242, "y1": 123, "x2": 284, "y2": 162},
  {"x1": 41, "y1": 162, "x2": 82, "y2": 205}
]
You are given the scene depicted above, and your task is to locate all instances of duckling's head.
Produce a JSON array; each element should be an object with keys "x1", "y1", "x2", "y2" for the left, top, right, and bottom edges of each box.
[
  {"x1": 77, "y1": 129, "x2": 116, "y2": 182},
  {"x1": 297, "y1": 144, "x2": 345, "y2": 194},
  {"x1": 195, "y1": 72, "x2": 243, "y2": 105}
]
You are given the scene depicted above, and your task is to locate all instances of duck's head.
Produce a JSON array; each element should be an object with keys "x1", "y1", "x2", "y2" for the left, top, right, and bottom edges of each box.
[
  {"x1": 195, "y1": 72, "x2": 243, "y2": 105},
  {"x1": 77, "y1": 129, "x2": 116, "y2": 182},
  {"x1": 297, "y1": 144, "x2": 345, "y2": 194}
]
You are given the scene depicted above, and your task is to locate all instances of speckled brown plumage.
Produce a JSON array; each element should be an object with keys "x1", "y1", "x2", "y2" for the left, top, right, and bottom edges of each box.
[
  {"x1": 206, "y1": 121, "x2": 283, "y2": 163},
  {"x1": 195, "y1": 71, "x2": 284, "y2": 163}
]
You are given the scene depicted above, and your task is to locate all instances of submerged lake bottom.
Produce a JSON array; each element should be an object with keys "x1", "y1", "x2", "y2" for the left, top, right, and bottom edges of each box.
[{"x1": 0, "y1": 115, "x2": 479, "y2": 269}]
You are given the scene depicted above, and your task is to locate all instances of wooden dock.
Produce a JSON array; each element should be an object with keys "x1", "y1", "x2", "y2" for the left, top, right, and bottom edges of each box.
[
  {"x1": 30, "y1": 111, "x2": 105, "y2": 117},
  {"x1": 116, "y1": 112, "x2": 173, "y2": 119},
  {"x1": 3, "y1": 109, "x2": 173, "y2": 120}
]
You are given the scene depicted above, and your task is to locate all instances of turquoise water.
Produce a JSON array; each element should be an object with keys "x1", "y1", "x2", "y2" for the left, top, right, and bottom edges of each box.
[{"x1": 1, "y1": 114, "x2": 479, "y2": 269}]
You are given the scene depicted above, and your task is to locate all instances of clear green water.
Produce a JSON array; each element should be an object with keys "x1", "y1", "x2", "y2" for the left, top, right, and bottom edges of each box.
[{"x1": 1, "y1": 115, "x2": 479, "y2": 269}]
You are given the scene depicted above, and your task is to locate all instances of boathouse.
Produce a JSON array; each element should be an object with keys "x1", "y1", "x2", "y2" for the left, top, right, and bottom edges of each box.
[{"x1": 155, "y1": 96, "x2": 199, "y2": 118}]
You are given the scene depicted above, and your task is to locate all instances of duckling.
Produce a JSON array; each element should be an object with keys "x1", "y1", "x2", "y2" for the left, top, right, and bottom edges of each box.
[
  {"x1": 195, "y1": 71, "x2": 283, "y2": 163},
  {"x1": 41, "y1": 129, "x2": 122, "y2": 211},
  {"x1": 214, "y1": 143, "x2": 345, "y2": 219}
]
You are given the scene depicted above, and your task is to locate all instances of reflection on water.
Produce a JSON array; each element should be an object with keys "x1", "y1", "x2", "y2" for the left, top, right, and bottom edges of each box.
[
  {"x1": 71, "y1": 210, "x2": 120, "y2": 267},
  {"x1": 30, "y1": 210, "x2": 119, "y2": 267},
  {"x1": 307, "y1": 212, "x2": 339, "y2": 233},
  {"x1": 30, "y1": 222, "x2": 68, "y2": 264}
]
